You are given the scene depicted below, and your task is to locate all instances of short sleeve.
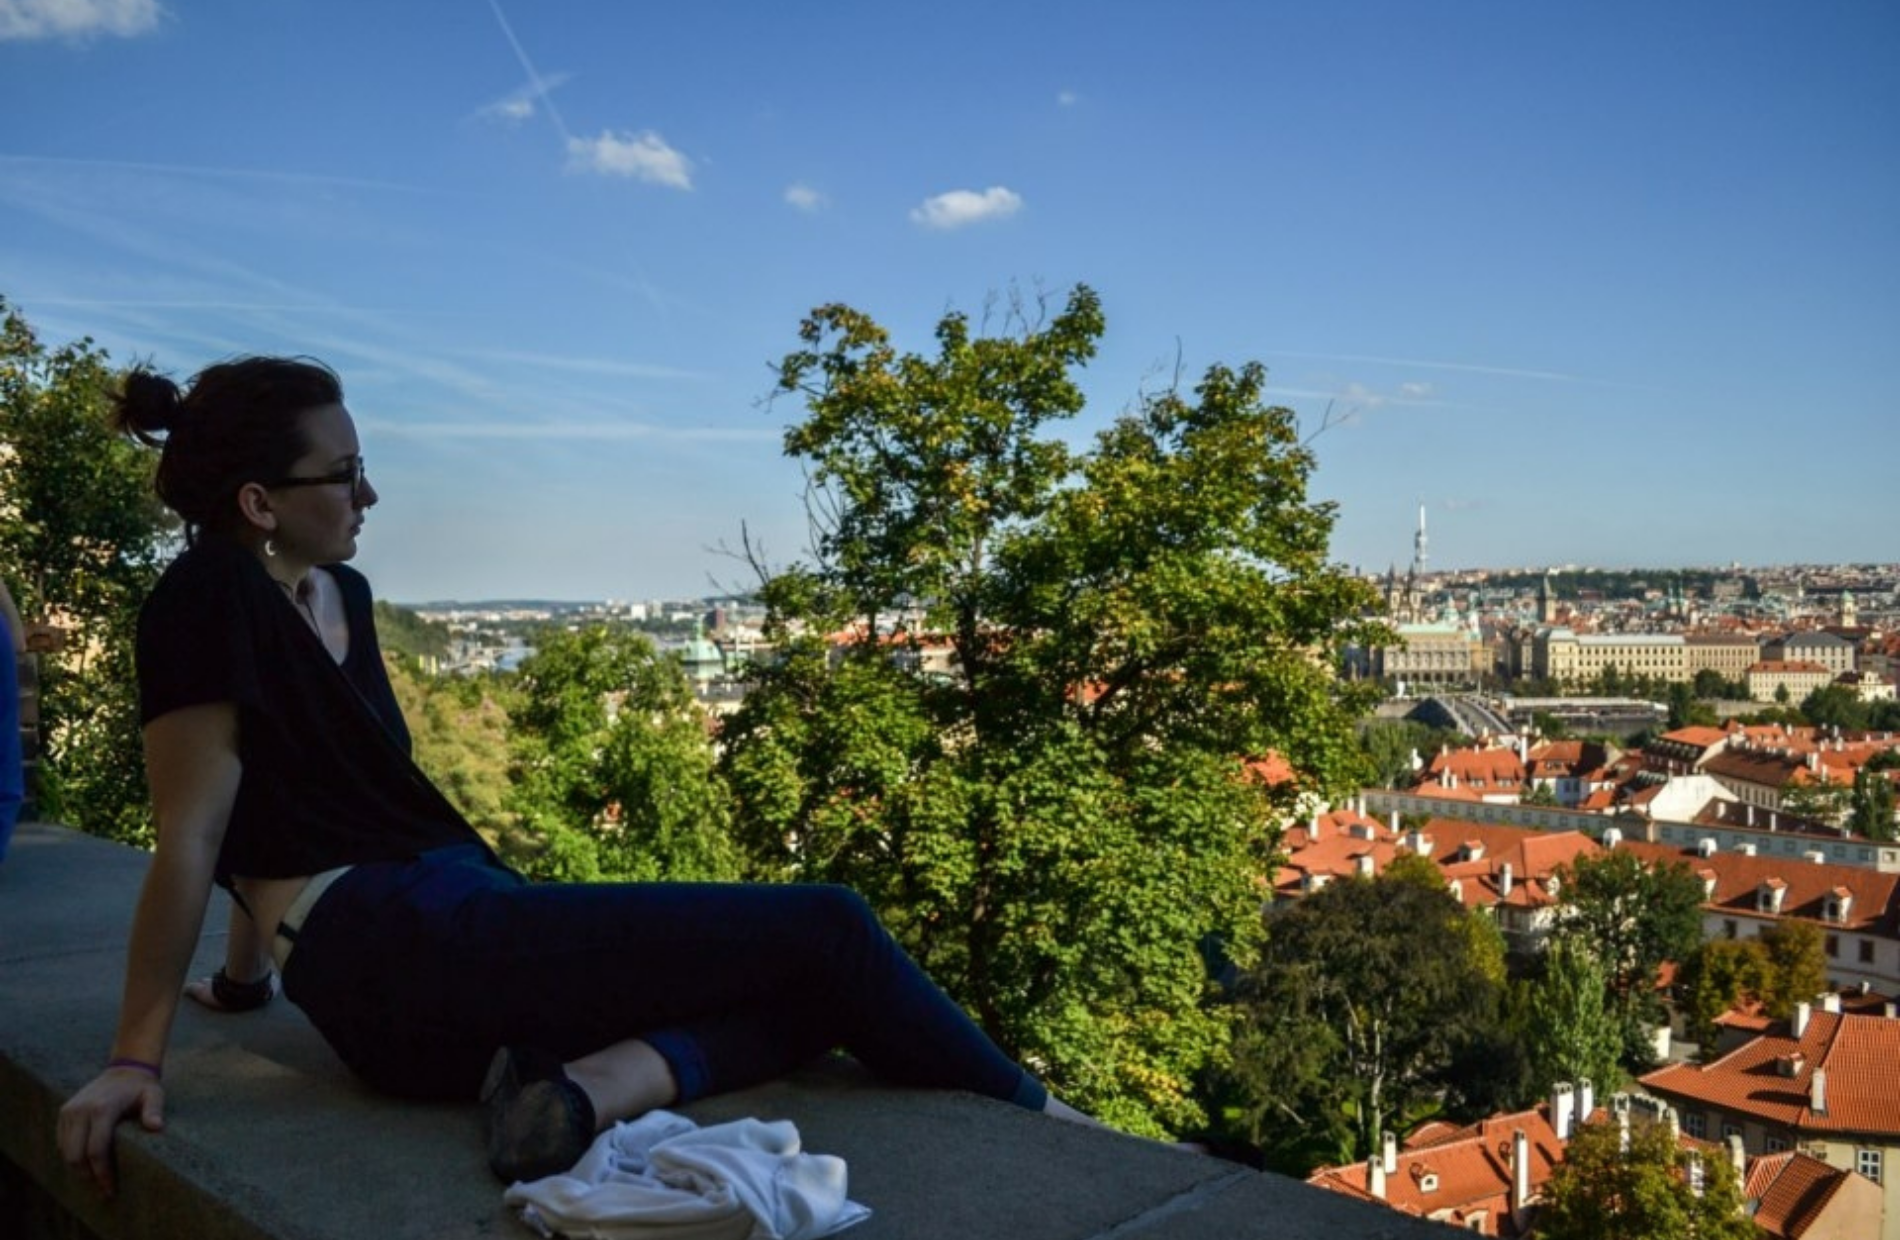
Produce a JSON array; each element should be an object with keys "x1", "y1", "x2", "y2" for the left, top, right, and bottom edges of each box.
[{"x1": 136, "y1": 544, "x2": 266, "y2": 725}]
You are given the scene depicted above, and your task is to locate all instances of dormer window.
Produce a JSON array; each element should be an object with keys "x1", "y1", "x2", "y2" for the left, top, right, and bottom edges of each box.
[
  {"x1": 1757, "y1": 880, "x2": 1786, "y2": 914},
  {"x1": 1825, "y1": 888, "x2": 1853, "y2": 923}
]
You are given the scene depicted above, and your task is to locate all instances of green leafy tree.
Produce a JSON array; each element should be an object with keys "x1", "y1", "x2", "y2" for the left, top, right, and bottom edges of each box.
[
  {"x1": 1552, "y1": 850, "x2": 1705, "y2": 1070},
  {"x1": 1677, "y1": 937, "x2": 1769, "y2": 1057},
  {"x1": 383, "y1": 656, "x2": 517, "y2": 846},
  {"x1": 506, "y1": 625, "x2": 737, "y2": 883},
  {"x1": 1754, "y1": 919, "x2": 1828, "y2": 1019},
  {"x1": 1537, "y1": 1116, "x2": 1754, "y2": 1240},
  {"x1": 1522, "y1": 937, "x2": 1624, "y2": 1097},
  {"x1": 0, "y1": 298, "x2": 173, "y2": 844},
  {"x1": 1781, "y1": 779, "x2": 1850, "y2": 826},
  {"x1": 1666, "y1": 682, "x2": 1717, "y2": 730},
  {"x1": 721, "y1": 285, "x2": 1388, "y2": 1136},
  {"x1": 1800, "y1": 685, "x2": 1869, "y2": 732},
  {"x1": 1523, "y1": 781, "x2": 1560, "y2": 807},
  {"x1": 1229, "y1": 869, "x2": 1509, "y2": 1172},
  {"x1": 1357, "y1": 718, "x2": 1454, "y2": 789},
  {"x1": 1850, "y1": 767, "x2": 1897, "y2": 842},
  {"x1": 1533, "y1": 710, "x2": 1572, "y2": 740}
]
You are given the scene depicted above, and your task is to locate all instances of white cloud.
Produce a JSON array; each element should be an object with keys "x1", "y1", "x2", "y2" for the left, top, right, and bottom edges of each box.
[
  {"x1": 784, "y1": 184, "x2": 827, "y2": 212},
  {"x1": 566, "y1": 130, "x2": 693, "y2": 188},
  {"x1": 908, "y1": 186, "x2": 1023, "y2": 230},
  {"x1": 1399, "y1": 381, "x2": 1434, "y2": 400},
  {"x1": 1057, "y1": 90, "x2": 1078, "y2": 107},
  {"x1": 473, "y1": 71, "x2": 574, "y2": 127},
  {"x1": 0, "y1": 0, "x2": 161, "y2": 40}
]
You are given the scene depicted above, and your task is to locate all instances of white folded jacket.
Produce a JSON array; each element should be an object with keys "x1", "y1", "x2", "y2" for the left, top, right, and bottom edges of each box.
[{"x1": 503, "y1": 1110, "x2": 872, "y2": 1240}]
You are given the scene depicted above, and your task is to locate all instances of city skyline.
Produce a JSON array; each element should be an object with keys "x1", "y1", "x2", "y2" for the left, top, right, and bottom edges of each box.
[{"x1": 3, "y1": 2, "x2": 1895, "y2": 600}]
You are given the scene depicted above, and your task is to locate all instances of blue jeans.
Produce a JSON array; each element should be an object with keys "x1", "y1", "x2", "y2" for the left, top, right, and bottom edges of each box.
[{"x1": 279, "y1": 845, "x2": 1046, "y2": 1111}]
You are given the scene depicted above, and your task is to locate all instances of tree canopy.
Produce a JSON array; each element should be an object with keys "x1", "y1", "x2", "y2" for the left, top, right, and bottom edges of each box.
[
  {"x1": 720, "y1": 285, "x2": 1387, "y2": 1135},
  {"x1": 1551, "y1": 850, "x2": 1706, "y2": 1070},
  {"x1": 0, "y1": 298, "x2": 172, "y2": 843},
  {"x1": 1537, "y1": 1116, "x2": 1754, "y2": 1240},
  {"x1": 1520, "y1": 937, "x2": 1624, "y2": 1098},
  {"x1": 1229, "y1": 868, "x2": 1511, "y2": 1172},
  {"x1": 506, "y1": 625, "x2": 737, "y2": 884}
]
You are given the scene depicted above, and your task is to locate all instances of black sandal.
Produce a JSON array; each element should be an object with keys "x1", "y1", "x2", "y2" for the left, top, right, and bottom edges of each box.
[
  {"x1": 481, "y1": 1046, "x2": 597, "y2": 1183},
  {"x1": 210, "y1": 968, "x2": 275, "y2": 1011}
]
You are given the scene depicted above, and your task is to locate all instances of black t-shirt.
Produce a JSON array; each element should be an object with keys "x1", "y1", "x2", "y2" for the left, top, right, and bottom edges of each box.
[{"x1": 136, "y1": 536, "x2": 491, "y2": 884}]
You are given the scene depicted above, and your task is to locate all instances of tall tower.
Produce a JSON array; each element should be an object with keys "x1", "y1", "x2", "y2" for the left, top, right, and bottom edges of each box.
[{"x1": 1412, "y1": 502, "x2": 1428, "y2": 579}]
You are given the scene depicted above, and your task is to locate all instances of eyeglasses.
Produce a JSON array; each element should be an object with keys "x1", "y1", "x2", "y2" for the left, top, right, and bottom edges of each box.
[{"x1": 267, "y1": 458, "x2": 369, "y2": 504}]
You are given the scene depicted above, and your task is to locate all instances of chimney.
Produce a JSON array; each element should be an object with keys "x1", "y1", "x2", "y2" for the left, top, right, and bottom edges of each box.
[
  {"x1": 1500, "y1": 862, "x2": 1514, "y2": 898},
  {"x1": 1382, "y1": 1130, "x2": 1398, "y2": 1175},
  {"x1": 1309, "y1": 813, "x2": 1323, "y2": 841},
  {"x1": 1390, "y1": 811, "x2": 1402, "y2": 833},
  {"x1": 1726, "y1": 1133, "x2": 1745, "y2": 1180},
  {"x1": 1885, "y1": 1002, "x2": 1897, "y2": 1019},
  {"x1": 1578, "y1": 1078, "x2": 1595, "y2": 1124},
  {"x1": 1552, "y1": 1081, "x2": 1577, "y2": 1141},
  {"x1": 1794, "y1": 1001, "x2": 1811, "y2": 1039},
  {"x1": 1811, "y1": 1068, "x2": 1827, "y2": 1116},
  {"x1": 1368, "y1": 1152, "x2": 1387, "y2": 1200},
  {"x1": 1820, "y1": 992, "x2": 1841, "y2": 1014},
  {"x1": 1511, "y1": 1129, "x2": 1531, "y2": 1219}
]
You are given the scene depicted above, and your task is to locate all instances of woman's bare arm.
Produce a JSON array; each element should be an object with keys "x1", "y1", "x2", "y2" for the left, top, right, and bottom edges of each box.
[{"x1": 56, "y1": 702, "x2": 241, "y2": 1194}]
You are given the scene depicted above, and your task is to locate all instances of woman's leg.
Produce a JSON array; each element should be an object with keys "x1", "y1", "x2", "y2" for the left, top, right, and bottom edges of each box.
[{"x1": 449, "y1": 877, "x2": 1045, "y2": 1110}]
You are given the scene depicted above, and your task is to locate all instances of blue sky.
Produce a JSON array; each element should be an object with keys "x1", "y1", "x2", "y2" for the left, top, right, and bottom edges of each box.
[{"x1": 3, "y1": 1, "x2": 1895, "y2": 602}]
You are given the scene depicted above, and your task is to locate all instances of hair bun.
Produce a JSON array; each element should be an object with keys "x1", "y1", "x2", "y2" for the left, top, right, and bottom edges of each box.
[{"x1": 114, "y1": 367, "x2": 185, "y2": 444}]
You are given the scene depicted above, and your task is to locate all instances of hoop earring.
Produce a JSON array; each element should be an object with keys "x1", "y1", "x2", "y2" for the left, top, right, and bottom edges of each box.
[{"x1": 265, "y1": 538, "x2": 278, "y2": 558}]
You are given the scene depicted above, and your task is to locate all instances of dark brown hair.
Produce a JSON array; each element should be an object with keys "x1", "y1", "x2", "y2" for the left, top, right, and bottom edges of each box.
[{"x1": 113, "y1": 356, "x2": 343, "y2": 543}]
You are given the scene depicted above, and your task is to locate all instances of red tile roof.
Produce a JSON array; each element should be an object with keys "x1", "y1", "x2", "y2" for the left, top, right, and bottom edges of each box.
[
  {"x1": 1642, "y1": 1011, "x2": 1900, "y2": 1138},
  {"x1": 1306, "y1": 1104, "x2": 1567, "y2": 1235},
  {"x1": 1745, "y1": 1151, "x2": 1852, "y2": 1240},
  {"x1": 1418, "y1": 745, "x2": 1529, "y2": 794},
  {"x1": 1612, "y1": 841, "x2": 1899, "y2": 935},
  {"x1": 1659, "y1": 725, "x2": 1730, "y2": 750}
]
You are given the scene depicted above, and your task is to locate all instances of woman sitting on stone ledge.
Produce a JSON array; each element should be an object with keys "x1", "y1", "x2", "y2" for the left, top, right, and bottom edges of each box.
[{"x1": 57, "y1": 355, "x2": 1094, "y2": 1195}]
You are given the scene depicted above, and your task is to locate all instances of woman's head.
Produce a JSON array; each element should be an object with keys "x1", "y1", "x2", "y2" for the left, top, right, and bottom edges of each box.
[{"x1": 113, "y1": 356, "x2": 356, "y2": 545}]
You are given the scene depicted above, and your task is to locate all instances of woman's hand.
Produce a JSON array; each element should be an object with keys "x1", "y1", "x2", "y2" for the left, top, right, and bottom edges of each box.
[{"x1": 57, "y1": 1067, "x2": 165, "y2": 1196}]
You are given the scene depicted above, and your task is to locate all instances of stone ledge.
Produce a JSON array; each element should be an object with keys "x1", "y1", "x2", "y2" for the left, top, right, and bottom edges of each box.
[{"x1": 0, "y1": 824, "x2": 1448, "y2": 1239}]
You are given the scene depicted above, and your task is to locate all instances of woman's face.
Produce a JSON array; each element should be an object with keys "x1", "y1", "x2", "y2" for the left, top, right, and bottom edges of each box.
[{"x1": 267, "y1": 403, "x2": 378, "y2": 565}]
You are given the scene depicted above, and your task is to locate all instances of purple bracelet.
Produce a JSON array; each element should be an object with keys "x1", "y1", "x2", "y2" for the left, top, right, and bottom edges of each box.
[{"x1": 106, "y1": 1057, "x2": 162, "y2": 1080}]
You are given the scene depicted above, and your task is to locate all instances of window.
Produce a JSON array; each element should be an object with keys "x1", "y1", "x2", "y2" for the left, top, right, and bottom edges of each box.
[
  {"x1": 1723, "y1": 919, "x2": 1738, "y2": 940},
  {"x1": 1858, "y1": 1148, "x2": 1882, "y2": 1184},
  {"x1": 1860, "y1": 940, "x2": 1876, "y2": 965},
  {"x1": 1722, "y1": 1122, "x2": 1743, "y2": 1143},
  {"x1": 1683, "y1": 1112, "x2": 1707, "y2": 1139},
  {"x1": 1827, "y1": 935, "x2": 1840, "y2": 959},
  {"x1": 1765, "y1": 1136, "x2": 1788, "y2": 1154}
]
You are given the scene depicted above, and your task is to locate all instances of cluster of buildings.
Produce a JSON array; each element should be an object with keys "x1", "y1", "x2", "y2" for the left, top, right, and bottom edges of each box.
[
  {"x1": 1356, "y1": 549, "x2": 1899, "y2": 706},
  {"x1": 1280, "y1": 717, "x2": 1900, "y2": 1236}
]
